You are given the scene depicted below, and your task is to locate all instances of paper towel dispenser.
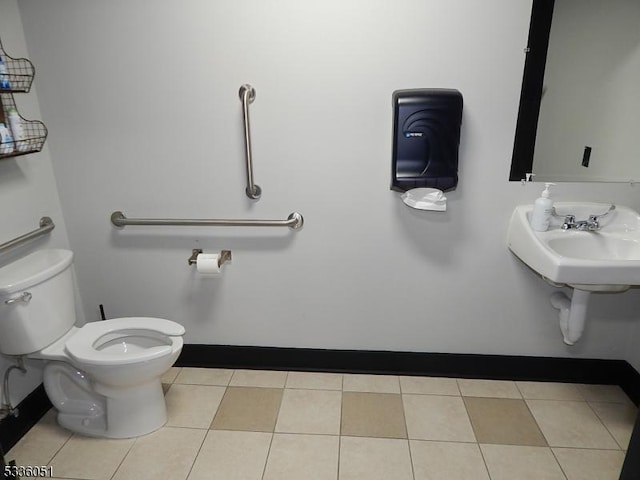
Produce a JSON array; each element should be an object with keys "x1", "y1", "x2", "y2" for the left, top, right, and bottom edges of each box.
[{"x1": 391, "y1": 89, "x2": 463, "y2": 192}]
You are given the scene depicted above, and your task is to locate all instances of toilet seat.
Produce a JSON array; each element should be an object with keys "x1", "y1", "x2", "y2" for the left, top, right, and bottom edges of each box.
[{"x1": 65, "y1": 317, "x2": 185, "y2": 367}]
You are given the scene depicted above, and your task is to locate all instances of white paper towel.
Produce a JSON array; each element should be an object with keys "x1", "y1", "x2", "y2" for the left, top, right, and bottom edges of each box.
[
  {"x1": 400, "y1": 188, "x2": 447, "y2": 211},
  {"x1": 196, "y1": 253, "x2": 221, "y2": 274}
]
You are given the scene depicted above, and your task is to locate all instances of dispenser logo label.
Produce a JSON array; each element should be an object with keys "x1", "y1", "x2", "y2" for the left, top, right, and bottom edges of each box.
[{"x1": 404, "y1": 131, "x2": 424, "y2": 138}]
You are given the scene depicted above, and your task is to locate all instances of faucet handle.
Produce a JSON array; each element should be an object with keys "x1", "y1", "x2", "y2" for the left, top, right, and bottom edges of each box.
[
  {"x1": 561, "y1": 214, "x2": 575, "y2": 230},
  {"x1": 589, "y1": 204, "x2": 615, "y2": 222}
]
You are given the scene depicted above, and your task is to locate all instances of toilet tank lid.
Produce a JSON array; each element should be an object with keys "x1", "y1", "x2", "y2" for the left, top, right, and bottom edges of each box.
[{"x1": 0, "y1": 249, "x2": 73, "y2": 295}]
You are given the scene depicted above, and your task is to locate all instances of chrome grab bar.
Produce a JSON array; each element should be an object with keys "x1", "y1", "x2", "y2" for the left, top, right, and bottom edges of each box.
[
  {"x1": 239, "y1": 84, "x2": 261, "y2": 200},
  {"x1": 110, "y1": 211, "x2": 304, "y2": 230},
  {"x1": 0, "y1": 217, "x2": 55, "y2": 255}
]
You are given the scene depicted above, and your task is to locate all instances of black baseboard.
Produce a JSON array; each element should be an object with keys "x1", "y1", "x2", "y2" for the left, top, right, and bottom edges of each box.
[
  {"x1": 177, "y1": 344, "x2": 640, "y2": 405},
  {"x1": 0, "y1": 384, "x2": 51, "y2": 453}
]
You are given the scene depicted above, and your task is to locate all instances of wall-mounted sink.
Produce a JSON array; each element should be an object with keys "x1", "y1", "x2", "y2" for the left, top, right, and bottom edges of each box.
[
  {"x1": 507, "y1": 202, "x2": 640, "y2": 345},
  {"x1": 507, "y1": 202, "x2": 640, "y2": 292}
]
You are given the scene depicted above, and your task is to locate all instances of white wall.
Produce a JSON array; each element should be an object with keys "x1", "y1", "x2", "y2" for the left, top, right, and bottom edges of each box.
[
  {"x1": 533, "y1": 0, "x2": 640, "y2": 182},
  {"x1": 0, "y1": 0, "x2": 74, "y2": 406},
  {"x1": 9, "y1": 0, "x2": 640, "y2": 375}
]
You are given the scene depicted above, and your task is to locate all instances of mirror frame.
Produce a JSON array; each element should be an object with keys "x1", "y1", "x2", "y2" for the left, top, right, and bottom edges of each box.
[{"x1": 509, "y1": 0, "x2": 555, "y2": 181}]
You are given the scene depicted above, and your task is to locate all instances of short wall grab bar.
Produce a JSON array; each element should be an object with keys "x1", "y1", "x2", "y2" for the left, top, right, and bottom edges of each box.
[
  {"x1": 0, "y1": 217, "x2": 55, "y2": 255},
  {"x1": 239, "y1": 84, "x2": 261, "y2": 200},
  {"x1": 110, "y1": 211, "x2": 304, "y2": 230}
]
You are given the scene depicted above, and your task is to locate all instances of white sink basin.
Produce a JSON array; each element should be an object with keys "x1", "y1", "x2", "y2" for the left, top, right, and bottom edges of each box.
[
  {"x1": 546, "y1": 235, "x2": 640, "y2": 261},
  {"x1": 507, "y1": 202, "x2": 640, "y2": 291}
]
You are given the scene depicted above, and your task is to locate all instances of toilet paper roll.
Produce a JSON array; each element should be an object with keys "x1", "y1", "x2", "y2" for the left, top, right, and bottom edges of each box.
[{"x1": 196, "y1": 253, "x2": 221, "y2": 274}]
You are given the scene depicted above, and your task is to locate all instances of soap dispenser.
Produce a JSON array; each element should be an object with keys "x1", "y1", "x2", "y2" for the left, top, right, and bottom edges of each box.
[{"x1": 530, "y1": 183, "x2": 555, "y2": 232}]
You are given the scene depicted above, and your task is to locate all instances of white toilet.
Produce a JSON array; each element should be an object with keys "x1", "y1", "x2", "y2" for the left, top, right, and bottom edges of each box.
[{"x1": 0, "y1": 249, "x2": 184, "y2": 438}]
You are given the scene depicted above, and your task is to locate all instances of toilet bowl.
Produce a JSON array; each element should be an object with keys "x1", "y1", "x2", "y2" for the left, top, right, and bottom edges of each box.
[
  {"x1": 0, "y1": 249, "x2": 185, "y2": 438},
  {"x1": 32, "y1": 317, "x2": 184, "y2": 438}
]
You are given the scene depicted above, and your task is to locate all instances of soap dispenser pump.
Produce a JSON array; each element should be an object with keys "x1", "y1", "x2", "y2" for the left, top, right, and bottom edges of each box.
[{"x1": 530, "y1": 182, "x2": 555, "y2": 232}]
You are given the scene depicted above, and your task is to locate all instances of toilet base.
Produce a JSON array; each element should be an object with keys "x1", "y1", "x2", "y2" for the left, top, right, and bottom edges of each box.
[{"x1": 55, "y1": 379, "x2": 167, "y2": 438}]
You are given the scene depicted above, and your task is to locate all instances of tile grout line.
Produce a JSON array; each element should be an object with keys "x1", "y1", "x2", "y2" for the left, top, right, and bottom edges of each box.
[
  {"x1": 524, "y1": 397, "x2": 625, "y2": 450},
  {"x1": 183, "y1": 426, "x2": 210, "y2": 480},
  {"x1": 522, "y1": 397, "x2": 553, "y2": 448},
  {"x1": 170, "y1": 371, "x2": 225, "y2": 480},
  {"x1": 460, "y1": 394, "x2": 493, "y2": 479},
  {"x1": 336, "y1": 436, "x2": 341, "y2": 480},
  {"x1": 171, "y1": 372, "x2": 206, "y2": 480},
  {"x1": 336, "y1": 372, "x2": 343, "y2": 479},
  {"x1": 44, "y1": 413, "x2": 74, "y2": 470},
  {"x1": 399, "y1": 376, "x2": 417, "y2": 480},
  {"x1": 549, "y1": 446, "x2": 572, "y2": 480},
  {"x1": 514, "y1": 379, "x2": 525, "y2": 400},
  {"x1": 460, "y1": 395, "x2": 481, "y2": 447},
  {"x1": 207, "y1": 383, "x2": 229, "y2": 429},
  {"x1": 109, "y1": 438, "x2": 137, "y2": 480},
  {"x1": 260, "y1": 371, "x2": 287, "y2": 480},
  {"x1": 188, "y1": 370, "x2": 235, "y2": 479},
  {"x1": 476, "y1": 443, "x2": 494, "y2": 480},
  {"x1": 585, "y1": 400, "x2": 627, "y2": 450},
  {"x1": 454, "y1": 378, "x2": 463, "y2": 396},
  {"x1": 260, "y1": 432, "x2": 275, "y2": 480},
  {"x1": 405, "y1": 438, "x2": 417, "y2": 480}
]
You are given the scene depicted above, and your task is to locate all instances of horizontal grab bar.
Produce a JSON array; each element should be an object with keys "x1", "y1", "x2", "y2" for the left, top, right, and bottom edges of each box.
[
  {"x1": 110, "y1": 211, "x2": 304, "y2": 230},
  {"x1": 0, "y1": 217, "x2": 55, "y2": 255}
]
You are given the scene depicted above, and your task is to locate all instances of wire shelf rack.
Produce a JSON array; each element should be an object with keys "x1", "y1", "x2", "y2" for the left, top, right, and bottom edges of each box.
[
  {"x1": 0, "y1": 39, "x2": 47, "y2": 159},
  {"x1": 0, "y1": 41, "x2": 35, "y2": 93},
  {"x1": 0, "y1": 93, "x2": 47, "y2": 159}
]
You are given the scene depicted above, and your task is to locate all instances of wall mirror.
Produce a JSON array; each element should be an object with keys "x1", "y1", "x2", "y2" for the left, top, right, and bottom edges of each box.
[{"x1": 510, "y1": 0, "x2": 640, "y2": 183}]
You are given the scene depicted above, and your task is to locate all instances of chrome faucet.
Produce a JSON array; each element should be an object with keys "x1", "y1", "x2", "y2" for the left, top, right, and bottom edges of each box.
[{"x1": 561, "y1": 204, "x2": 615, "y2": 231}]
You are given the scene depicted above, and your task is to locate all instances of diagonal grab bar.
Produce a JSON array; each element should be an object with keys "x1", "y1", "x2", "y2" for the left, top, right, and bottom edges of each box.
[
  {"x1": 0, "y1": 217, "x2": 54, "y2": 255},
  {"x1": 239, "y1": 84, "x2": 261, "y2": 200}
]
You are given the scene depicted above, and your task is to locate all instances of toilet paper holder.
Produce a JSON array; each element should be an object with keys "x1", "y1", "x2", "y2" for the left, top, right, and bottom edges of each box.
[{"x1": 188, "y1": 249, "x2": 232, "y2": 267}]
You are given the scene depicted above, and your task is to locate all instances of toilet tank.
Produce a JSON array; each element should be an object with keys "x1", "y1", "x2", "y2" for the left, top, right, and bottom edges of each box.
[{"x1": 0, "y1": 249, "x2": 76, "y2": 355}]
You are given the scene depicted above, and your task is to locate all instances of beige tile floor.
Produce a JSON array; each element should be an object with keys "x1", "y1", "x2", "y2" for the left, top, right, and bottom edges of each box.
[{"x1": 7, "y1": 368, "x2": 637, "y2": 480}]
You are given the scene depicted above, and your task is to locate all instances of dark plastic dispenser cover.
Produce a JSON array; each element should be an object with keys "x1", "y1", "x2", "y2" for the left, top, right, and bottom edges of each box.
[{"x1": 391, "y1": 89, "x2": 463, "y2": 192}]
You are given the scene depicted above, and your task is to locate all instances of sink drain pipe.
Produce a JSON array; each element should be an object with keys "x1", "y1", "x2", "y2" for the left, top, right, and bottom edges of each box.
[{"x1": 550, "y1": 289, "x2": 591, "y2": 345}]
